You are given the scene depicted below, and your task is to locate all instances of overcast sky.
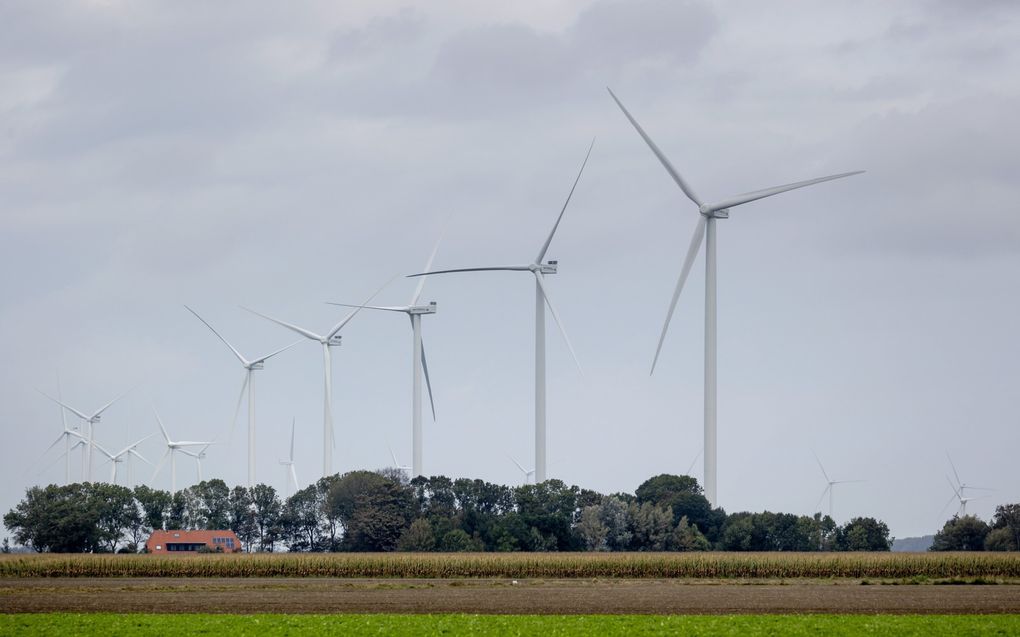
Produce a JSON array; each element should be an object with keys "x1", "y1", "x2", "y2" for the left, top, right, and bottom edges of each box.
[{"x1": 2, "y1": 0, "x2": 1018, "y2": 539}]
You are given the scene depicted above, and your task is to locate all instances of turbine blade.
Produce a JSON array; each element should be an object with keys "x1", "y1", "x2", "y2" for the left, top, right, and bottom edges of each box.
[
  {"x1": 508, "y1": 454, "x2": 528, "y2": 474},
  {"x1": 650, "y1": 215, "x2": 707, "y2": 374},
  {"x1": 946, "y1": 475, "x2": 962, "y2": 499},
  {"x1": 937, "y1": 491, "x2": 958, "y2": 520},
  {"x1": 36, "y1": 390, "x2": 90, "y2": 421},
  {"x1": 152, "y1": 448, "x2": 171, "y2": 479},
  {"x1": 250, "y1": 340, "x2": 303, "y2": 365},
  {"x1": 386, "y1": 441, "x2": 400, "y2": 467},
  {"x1": 421, "y1": 338, "x2": 437, "y2": 421},
  {"x1": 227, "y1": 371, "x2": 249, "y2": 444},
  {"x1": 325, "y1": 303, "x2": 409, "y2": 313},
  {"x1": 326, "y1": 276, "x2": 396, "y2": 340},
  {"x1": 152, "y1": 407, "x2": 171, "y2": 444},
  {"x1": 707, "y1": 171, "x2": 864, "y2": 212},
  {"x1": 534, "y1": 273, "x2": 583, "y2": 376},
  {"x1": 91, "y1": 387, "x2": 133, "y2": 419},
  {"x1": 536, "y1": 137, "x2": 595, "y2": 264},
  {"x1": 814, "y1": 485, "x2": 831, "y2": 512},
  {"x1": 812, "y1": 450, "x2": 831, "y2": 484},
  {"x1": 606, "y1": 87, "x2": 702, "y2": 206},
  {"x1": 946, "y1": 452, "x2": 962, "y2": 488},
  {"x1": 185, "y1": 305, "x2": 249, "y2": 366},
  {"x1": 131, "y1": 449, "x2": 153, "y2": 467},
  {"x1": 241, "y1": 307, "x2": 323, "y2": 341},
  {"x1": 686, "y1": 451, "x2": 701, "y2": 477},
  {"x1": 413, "y1": 229, "x2": 447, "y2": 305},
  {"x1": 56, "y1": 372, "x2": 68, "y2": 431},
  {"x1": 407, "y1": 265, "x2": 531, "y2": 278},
  {"x1": 290, "y1": 465, "x2": 299, "y2": 490},
  {"x1": 43, "y1": 432, "x2": 67, "y2": 455},
  {"x1": 290, "y1": 418, "x2": 296, "y2": 462}
]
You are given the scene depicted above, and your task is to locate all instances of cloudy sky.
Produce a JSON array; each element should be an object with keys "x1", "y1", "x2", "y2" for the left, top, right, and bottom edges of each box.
[{"x1": 2, "y1": 0, "x2": 1018, "y2": 539}]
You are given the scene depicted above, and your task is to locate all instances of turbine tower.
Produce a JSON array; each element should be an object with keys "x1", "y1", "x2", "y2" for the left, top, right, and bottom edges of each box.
[
  {"x1": 279, "y1": 419, "x2": 299, "y2": 497},
  {"x1": 185, "y1": 305, "x2": 299, "y2": 487},
  {"x1": 151, "y1": 408, "x2": 217, "y2": 494},
  {"x1": 608, "y1": 88, "x2": 863, "y2": 505},
  {"x1": 327, "y1": 237, "x2": 443, "y2": 478},
  {"x1": 244, "y1": 280, "x2": 390, "y2": 478},
  {"x1": 409, "y1": 141, "x2": 594, "y2": 482},
  {"x1": 38, "y1": 387, "x2": 130, "y2": 482},
  {"x1": 812, "y1": 451, "x2": 864, "y2": 519}
]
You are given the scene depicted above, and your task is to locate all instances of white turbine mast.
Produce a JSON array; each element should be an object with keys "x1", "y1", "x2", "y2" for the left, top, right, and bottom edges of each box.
[
  {"x1": 609, "y1": 87, "x2": 864, "y2": 506},
  {"x1": 279, "y1": 418, "x2": 299, "y2": 498},
  {"x1": 37, "y1": 387, "x2": 131, "y2": 483},
  {"x1": 185, "y1": 305, "x2": 300, "y2": 488},
  {"x1": 151, "y1": 408, "x2": 217, "y2": 494},
  {"x1": 243, "y1": 279, "x2": 391, "y2": 479},
  {"x1": 812, "y1": 451, "x2": 864, "y2": 520},
  {"x1": 327, "y1": 235, "x2": 444, "y2": 478},
  {"x1": 38, "y1": 375, "x2": 85, "y2": 485},
  {"x1": 408, "y1": 141, "x2": 594, "y2": 483}
]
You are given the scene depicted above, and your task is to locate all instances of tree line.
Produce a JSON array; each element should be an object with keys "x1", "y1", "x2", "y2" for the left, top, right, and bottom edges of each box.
[
  {"x1": 929, "y1": 506, "x2": 1020, "y2": 551},
  {"x1": 4, "y1": 470, "x2": 896, "y2": 553}
]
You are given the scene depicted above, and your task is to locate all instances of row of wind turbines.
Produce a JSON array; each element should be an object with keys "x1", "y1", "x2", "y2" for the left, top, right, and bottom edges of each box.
[{"x1": 32, "y1": 89, "x2": 994, "y2": 516}]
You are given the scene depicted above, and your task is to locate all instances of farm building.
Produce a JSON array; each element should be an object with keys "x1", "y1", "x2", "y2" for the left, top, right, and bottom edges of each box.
[{"x1": 145, "y1": 530, "x2": 242, "y2": 554}]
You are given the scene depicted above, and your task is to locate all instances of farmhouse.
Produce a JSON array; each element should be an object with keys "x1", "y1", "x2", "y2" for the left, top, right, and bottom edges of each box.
[{"x1": 145, "y1": 530, "x2": 242, "y2": 554}]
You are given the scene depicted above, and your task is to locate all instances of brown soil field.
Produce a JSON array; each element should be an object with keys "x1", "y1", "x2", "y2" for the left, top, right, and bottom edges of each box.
[{"x1": 2, "y1": 578, "x2": 1020, "y2": 614}]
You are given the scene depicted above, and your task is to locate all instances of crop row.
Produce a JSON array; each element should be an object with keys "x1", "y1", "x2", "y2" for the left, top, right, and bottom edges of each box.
[{"x1": 2, "y1": 552, "x2": 1020, "y2": 579}]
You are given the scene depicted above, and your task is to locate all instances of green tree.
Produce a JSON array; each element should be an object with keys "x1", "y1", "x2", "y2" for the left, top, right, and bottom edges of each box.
[
  {"x1": 250, "y1": 484, "x2": 282, "y2": 552},
  {"x1": 670, "y1": 516, "x2": 710, "y2": 551},
  {"x1": 398, "y1": 518, "x2": 436, "y2": 551},
  {"x1": 576, "y1": 505, "x2": 608, "y2": 551},
  {"x1": 189, "y1": 480, "x2": 231, "y2": 529},
  {"x1": 627, "y1": 501, "x2": 674, "y2": 551},
  {"x1": 88, "y1": 483, "x2": 138, "y2": 552},
  {"x1": 837, "y1": 517, "x2": 892, "y2": 551},
  {"x1": 990, "y1": 504, "x2": 1020, "y2": 551},
  {"x1": 4, "y1": 484, "x2": 100, "y2": 552},
  {"x1": 327, "y1": 471, "x2": 414, "y2": 551},
  {"x1": 635, "y1": 474, "x2": 720, "y2": 542},
  {"x1": 228, "y1": 486, "x2": 256, "y2": 552},
  {"x1": 599, "y1": 497, "x2": 632, "y2": 551},
  {"x1": 440, "y1": 528, "x2": 483, "y2": 552},
  {"x1": 931, "y1": 515, "x2": 990, "y2": 551},
  {"x1": 132, "y1": 485, "x2": 171, "y2": 531}
]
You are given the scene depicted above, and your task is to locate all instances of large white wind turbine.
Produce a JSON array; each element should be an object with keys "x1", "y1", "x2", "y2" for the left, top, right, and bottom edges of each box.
[
  {"x1": 95, "y1": 436, "x2": 153, "y2": 486},
  {"x1": 185, "y1": 306, "x2": 300, "y2": 488},
  {"x1": 408, "y1": 141, "x2": 594, "y2": 483},
  {"x1": 327, "y1": 239, "x2": 442, "y2": 478},
  {"x1": 279, "y1": 419, "x2": 299, "y2": 497},
  {"x1": 812, "y1": 451, "x2": 864, "y2": 520},
  {"x1": 608, "y1": 88, "x2": 863, "y2": 506},
  {"x1": 38, "y1": 388, "x2": 131, "y2": 482},
  {"x1": 244, "y1": 281, "x2": 390, "y2": 478},
  {"x1": 151, "y1": 408, "x2": 217, "y2": 494}
]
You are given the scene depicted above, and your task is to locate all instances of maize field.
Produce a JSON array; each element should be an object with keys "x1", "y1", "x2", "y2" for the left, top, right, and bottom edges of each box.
[{"x1": 2, "y1": 552, "x2": 1019, "y2": 579}]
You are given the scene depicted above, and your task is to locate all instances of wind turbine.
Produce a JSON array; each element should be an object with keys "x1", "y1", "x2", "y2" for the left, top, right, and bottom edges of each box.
[
  {"x1": 812, "y1": 451, "x2": 864, "y2": 520},
  {"x1": 327, "y1": 237, "x2": 443, "y2": 478},
  {"x1": 279, "y1": 419, "x2": 299, "y2": 497},
  {"x1": 185, "y1": 305, "x2": 300, "y2": 488},
  {"x1": 408, "y1": 141, "x2": 594, "y2": 482},
  {"x1": 385, "y1": 438, "x2": 412, "y2": 478},
  {"x1": 943, "y1": 453, "x2": 993, "y2": 516},
  {"x1": 37, "y1": 438, "x2": 87, "y2": 481},
  {"x1": 508, "y1": 455, "x2": 535, "y2": 485},
  {"x1": 243, "y1": 280, "x2": 391, "y2": 478},
  {"x1": 608, "y1": 87, "x2": 864, "y2": 506},
  {"x1": 37, "y1": 387, "x2": 131, "y2": 482},
  {"x1": 39, "y1": 381, "x2": 85, "y2": 484},
  {"x1": 151, "y1": 408, "x2": 217, "y2": 494},
  {"x1": 180, "y1": 445, "x2": 212, "y2": 484},
  {"x1": 96, "y1": 436, "x2": 153, "y2": 486}
]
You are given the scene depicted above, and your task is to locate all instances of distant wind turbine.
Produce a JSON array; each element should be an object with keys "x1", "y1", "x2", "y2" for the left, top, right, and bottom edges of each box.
[
  {"x1": 95, "y1": 436, "x2": 153, "y2": 486},
  {"x1": 942, "y1": 453, "x2": 993, "y2": 516},
  {"x1": 180, "y1": 445, "x2": 212, "y2": 484},
  {"x1": 243, "y1": 279, "x2": 391, "y2": 478},
  {"x1": 279, "y1": 419, "x2": 299, "y2": 498},
  {"x1": 185, "y1": 305, "x2": 300, "y2": 487},
  {"x1": 39, "y1": 376, "x2": 85, "y2": 484},
  {"x1": 812, "y1": 451, "x2": 864, "y2": 519},
  {"x1": 608, "y1": 87, "x2": 864, "y2": 506},
  {"x1": 151, "y1": 408, "x2": 217, "y2": 494},
  {"x1": 409, "y1": 141, "x2": 594, "y2": 483},
  {"x1": 509, "y1": 455, "x2": 535, "y2": 485},
  {"x1": 327, "y1": 236, "x2": 443, "y2": 478},
  {"x1": 37, "y1": 387, "x2": 131, "y2": 482}
]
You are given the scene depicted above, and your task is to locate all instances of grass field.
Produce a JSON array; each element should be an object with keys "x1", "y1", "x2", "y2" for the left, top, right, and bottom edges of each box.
[
  {"x1": 3, "y1": 552, "x2": 1019, "y2": 579},
  {"x1": 2, "y1": 613, "x2": 1019, "y2": 636}
]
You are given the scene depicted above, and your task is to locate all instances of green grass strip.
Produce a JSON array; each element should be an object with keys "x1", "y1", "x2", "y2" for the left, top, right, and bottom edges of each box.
[{"x1": 2, "y1": 613, "x2": 1020, "y2": 636}]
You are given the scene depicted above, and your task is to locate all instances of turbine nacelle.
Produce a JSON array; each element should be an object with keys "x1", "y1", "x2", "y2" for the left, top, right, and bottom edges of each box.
[
  {"x1": 531, "y1": 261, "x2": 558, "y2": 275},
  {"x1": 328, "y1": 335, "x2": 343, "y2": 346},
  {"x1": 408, "y1": 301, "x2": 437, "y2": 315},
  {"x1": 247, "y1": 361, "x2": 265, "y2": 371}
]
